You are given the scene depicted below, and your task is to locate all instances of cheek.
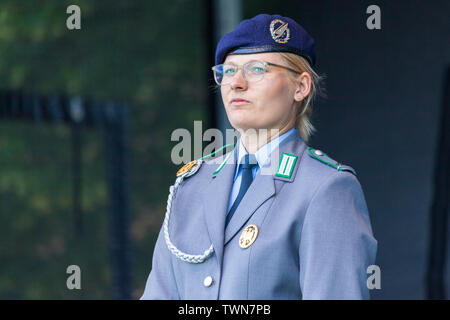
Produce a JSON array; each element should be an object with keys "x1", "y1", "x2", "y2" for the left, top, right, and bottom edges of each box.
[
  {"x1": 221, "y1": 87, "x2": 235, "y2": 109},
  {"x1": 220, "y1": 87, "x2": 227, "y2": 101},
  {"x1": 257, "y1": 80, "x2": 294, "y2": 112}
]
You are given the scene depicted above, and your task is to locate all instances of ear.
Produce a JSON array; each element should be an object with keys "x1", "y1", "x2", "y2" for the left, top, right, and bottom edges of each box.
[{"x1": 293, "y1": 72, "x2": 312, "y2": 102}]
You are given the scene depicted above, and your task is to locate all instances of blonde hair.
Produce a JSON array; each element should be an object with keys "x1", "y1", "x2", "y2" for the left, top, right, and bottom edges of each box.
[{"x1": 278, "y1": 52, "x2": 325, "y2": 142}]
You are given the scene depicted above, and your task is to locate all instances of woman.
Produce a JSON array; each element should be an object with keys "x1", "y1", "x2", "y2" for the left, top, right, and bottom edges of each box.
[{"x1": 141, "y1": 14, "x2": 377, "y2": 300}]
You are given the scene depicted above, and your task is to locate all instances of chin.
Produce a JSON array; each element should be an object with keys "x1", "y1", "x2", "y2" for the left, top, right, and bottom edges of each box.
[
  {"x1": 230, "y1": 121, "x2": 252, "y2": 131},
  {"x1": 230, "y1": 120, "x2": 265, "y2": 132},
  {"x1": 228, "y1": 109, "x2": 269, "y2": 129}
]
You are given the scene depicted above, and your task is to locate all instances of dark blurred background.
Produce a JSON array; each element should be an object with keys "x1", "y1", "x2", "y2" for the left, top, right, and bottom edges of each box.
[{"x1": 0, "y1": 0, "x2": 448, "y2": 299}]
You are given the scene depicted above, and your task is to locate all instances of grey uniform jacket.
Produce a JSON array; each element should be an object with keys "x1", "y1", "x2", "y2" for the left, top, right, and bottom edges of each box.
[{"x1": 141, "y1": 130, "x2": 377, "y2": 299}]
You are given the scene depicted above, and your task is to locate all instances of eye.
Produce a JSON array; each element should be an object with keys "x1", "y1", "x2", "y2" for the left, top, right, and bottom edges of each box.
[
  {"x1": 246, "y1": 62, "x2": 266, "y2": 74},
  {"x1": 223, "y1": 65, "x2": 236, "y2": 76},
  {"x1": 250, "y1": 66, "x2": 265, "y2": 73}
]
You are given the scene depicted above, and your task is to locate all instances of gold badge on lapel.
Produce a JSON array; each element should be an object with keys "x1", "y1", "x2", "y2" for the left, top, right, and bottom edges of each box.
[
  {"x1": 176, "y1": 160, "x2": 197, "y2": 177},
  {"x1": 239, "y1": 224, "x2": 259, "y2": 249}
]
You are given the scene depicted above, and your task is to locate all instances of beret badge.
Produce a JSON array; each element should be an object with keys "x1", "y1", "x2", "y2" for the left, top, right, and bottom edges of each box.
[
  {"x1": 270, "y1": 19, "x2": 290, "y2": 44},
  {"x1": 215, "y1": 14, "x2": 315, "y2": 66}
]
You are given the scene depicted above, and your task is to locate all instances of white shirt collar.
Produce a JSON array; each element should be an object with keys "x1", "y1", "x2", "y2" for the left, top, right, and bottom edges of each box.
[{"x1": 234, "y1": 127, "x2": 297, "y2": 180}]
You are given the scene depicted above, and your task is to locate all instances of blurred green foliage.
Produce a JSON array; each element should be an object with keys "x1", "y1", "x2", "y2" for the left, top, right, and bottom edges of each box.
[
  {"x1": 0, "y1": 0, "x2": 300, "y2": 299},
  {"x1": 0, "y1": 0, "x2": 208, "y2": 299}
]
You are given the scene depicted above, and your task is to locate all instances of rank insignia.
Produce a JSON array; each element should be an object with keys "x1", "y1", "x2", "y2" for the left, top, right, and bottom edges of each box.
[
  {"x1": 239, "y1": 224, "x2": 259, "y2": 249},
  {"x1": 275, "y1": 152, "x2": 298, "y2": 179}
]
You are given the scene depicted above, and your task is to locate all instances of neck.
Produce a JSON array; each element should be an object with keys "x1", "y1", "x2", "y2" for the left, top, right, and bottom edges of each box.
[{"x1": 239, "y1": 125, "x2": 293, "y2": 154}]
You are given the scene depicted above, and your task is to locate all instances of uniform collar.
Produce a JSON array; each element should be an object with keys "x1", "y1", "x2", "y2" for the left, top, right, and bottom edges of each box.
[{"x1": 233, "y1": 127, "x2": 297, "y2": 181}]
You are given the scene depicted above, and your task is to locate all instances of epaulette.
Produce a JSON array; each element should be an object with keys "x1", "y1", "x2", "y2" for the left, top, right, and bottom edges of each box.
[
  {"x1": 176, "y1": 160, "x2": 200, "y2": 177},
  {"x1": 175, "y1": 143, "x2": 235, "y2": 177},
  {"x1": 307, "y1": 147, "x2": 357, "y2": 176}
]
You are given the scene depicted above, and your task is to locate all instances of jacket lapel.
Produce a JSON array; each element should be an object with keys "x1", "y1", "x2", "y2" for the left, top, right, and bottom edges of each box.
[
  {"x1": 202, "y1": 147, "x2": 237, "y2": 267},
  {"x1": 224, "y1": 171, "x2": 275, "y2": 245}
]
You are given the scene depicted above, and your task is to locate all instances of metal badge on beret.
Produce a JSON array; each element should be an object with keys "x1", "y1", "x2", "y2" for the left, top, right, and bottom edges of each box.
[
  {"x1": 270, "y1": 19, "x2": 290, "y2": 44},
  {"x1": 176, "y1": 160, "x2": 198, "y2": 177},
  {"x1": 239, "y1": 224, "x2": 259, "y2": 249}
]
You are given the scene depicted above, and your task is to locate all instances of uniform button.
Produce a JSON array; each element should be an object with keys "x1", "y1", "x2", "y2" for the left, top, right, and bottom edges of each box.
[
  {"x1": 203, "y1": 276, "x2": 213, "y2": 287},
  {"x1": 314, "y1": 149, "x2": 323, "y2": 156}
]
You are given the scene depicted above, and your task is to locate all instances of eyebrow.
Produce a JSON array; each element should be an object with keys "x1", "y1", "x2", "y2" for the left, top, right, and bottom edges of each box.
[
  {"x1": 224, "y1": 57, "x2": 283, "y2": 65},
  {"x1": 223, "y1": 59, "x2": 265, "y2": 65},
  {"x1": 223, "y1": 57, "x2": 260, "y2": 64}
]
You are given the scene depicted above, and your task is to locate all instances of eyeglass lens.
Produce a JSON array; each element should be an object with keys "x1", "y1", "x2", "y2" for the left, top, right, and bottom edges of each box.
[{"x1": 213, "y1": 61, "x2": 266, "y2": 85}]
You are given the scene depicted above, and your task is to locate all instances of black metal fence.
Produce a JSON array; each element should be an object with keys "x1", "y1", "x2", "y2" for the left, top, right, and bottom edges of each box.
[{"x1": 0, "y1": 89, "x2": 132, "y2": 299}]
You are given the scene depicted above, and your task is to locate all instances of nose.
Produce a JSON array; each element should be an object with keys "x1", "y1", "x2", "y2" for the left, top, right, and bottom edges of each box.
[{"x1": 230, "y1": 68, "x2": 248, "y2": 91}]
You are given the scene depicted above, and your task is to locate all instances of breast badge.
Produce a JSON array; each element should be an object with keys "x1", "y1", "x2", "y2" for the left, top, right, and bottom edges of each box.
[{"x1": 239, "y1": 224, "x2": 259, "y2": 249}]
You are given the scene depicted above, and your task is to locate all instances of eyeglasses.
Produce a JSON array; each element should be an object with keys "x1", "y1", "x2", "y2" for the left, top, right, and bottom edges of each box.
[{"x1": 211, "y1": 60, "x2": 301, "y2": 86}]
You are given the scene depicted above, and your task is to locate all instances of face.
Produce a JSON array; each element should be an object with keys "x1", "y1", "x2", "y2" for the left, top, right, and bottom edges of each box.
[{"x1": 220, "y1": 52, "x2": 300, "y2": 133}]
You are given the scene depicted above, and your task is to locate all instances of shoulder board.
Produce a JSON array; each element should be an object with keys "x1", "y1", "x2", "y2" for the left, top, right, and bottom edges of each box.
[
  {"x1": 176, "y1": 160, "x2": 200, "y2": 177},
  {"x1": 307, "y1": 147, "x2": 357, "y2": 176},
  {"x1": 175, "y1": 143, "x2": 235, "y2": 177}
]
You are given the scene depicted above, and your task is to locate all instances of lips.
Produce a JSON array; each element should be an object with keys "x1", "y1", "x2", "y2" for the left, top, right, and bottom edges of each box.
[{"x1": 230, "y1": 98, "x2": 250, "y2": 105}]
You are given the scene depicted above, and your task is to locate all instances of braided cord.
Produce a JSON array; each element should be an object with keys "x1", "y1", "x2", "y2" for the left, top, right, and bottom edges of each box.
[{"x1": 163, "y1": 160, "x2": 214, "y2": 263}]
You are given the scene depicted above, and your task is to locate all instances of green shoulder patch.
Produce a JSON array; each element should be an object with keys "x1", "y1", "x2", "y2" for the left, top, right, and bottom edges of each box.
[{"x1": 307, "y1": 147, "x2": 357, "y2": 176}]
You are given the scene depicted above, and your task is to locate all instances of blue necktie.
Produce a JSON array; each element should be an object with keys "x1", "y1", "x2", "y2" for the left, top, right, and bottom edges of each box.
[{"x1": 225, "y1": 154, "x2": 258, "y2": 228}]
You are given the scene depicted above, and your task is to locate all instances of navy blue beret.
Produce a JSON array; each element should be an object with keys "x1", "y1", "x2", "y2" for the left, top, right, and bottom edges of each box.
[{"x1": 215, "y1": 14, "x2": 316, "y2": 66}]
